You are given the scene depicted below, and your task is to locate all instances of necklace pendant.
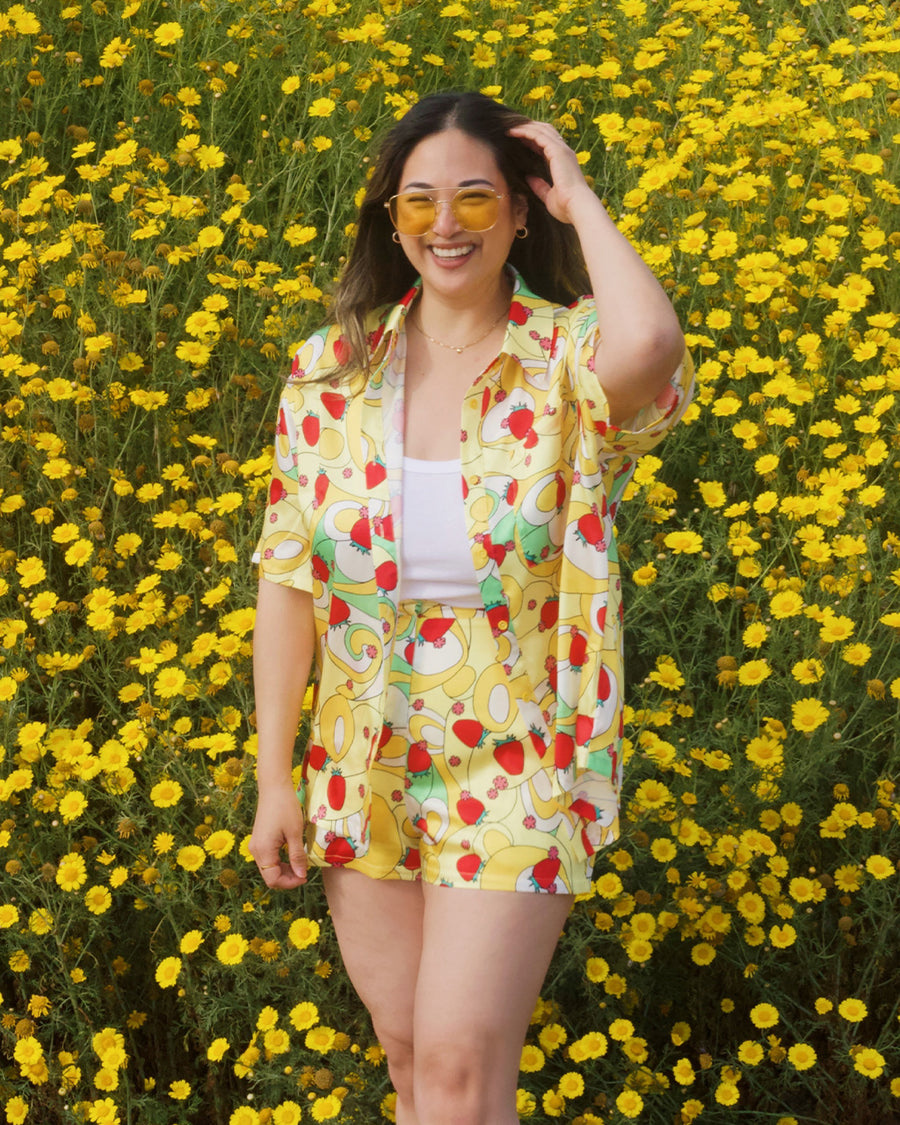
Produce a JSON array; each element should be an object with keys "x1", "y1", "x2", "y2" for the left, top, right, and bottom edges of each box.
[{"x1": 455, "y1": 346, "x2": 464, "y2": 354}]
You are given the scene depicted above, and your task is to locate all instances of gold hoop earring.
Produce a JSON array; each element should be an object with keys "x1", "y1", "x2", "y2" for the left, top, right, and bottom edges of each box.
[
  {"x1": 515, "y1": 226, "x2": 528, "y2": 240},
  {"x1": 392, "y1": 231, "x2": 401, "y2": 244}
]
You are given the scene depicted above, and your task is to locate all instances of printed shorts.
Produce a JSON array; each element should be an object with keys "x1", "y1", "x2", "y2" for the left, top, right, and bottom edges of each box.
[{"x1": 323, "y1": 600, "x2": 595, "y2": 894}]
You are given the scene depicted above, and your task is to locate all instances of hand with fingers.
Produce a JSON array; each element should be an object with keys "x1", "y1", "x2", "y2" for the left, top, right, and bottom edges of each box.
[
  {"x1": 249, "y1": 781, "x2": 309, "y2": 889},
  {"x1": 507, "y1": 119, "x2": 599, "y2": 227}
]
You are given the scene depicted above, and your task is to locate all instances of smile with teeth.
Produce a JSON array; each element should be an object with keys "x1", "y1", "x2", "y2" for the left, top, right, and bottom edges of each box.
[{"x1": 429, "y1": 244, "x2": 474, "y2": 259}]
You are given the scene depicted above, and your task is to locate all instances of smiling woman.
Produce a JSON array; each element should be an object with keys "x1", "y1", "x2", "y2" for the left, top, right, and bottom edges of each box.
[{"x1": 250, "y1": 91, "x2": 693, "y2": 1125}]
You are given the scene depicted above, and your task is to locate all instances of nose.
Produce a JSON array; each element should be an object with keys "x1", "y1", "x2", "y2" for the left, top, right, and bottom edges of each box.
[{"x1": 429, "y1": 196, "x2": 460, "y2": 237}]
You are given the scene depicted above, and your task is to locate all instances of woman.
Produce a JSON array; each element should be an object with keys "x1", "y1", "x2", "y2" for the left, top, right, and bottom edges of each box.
[{"x1": 250, "y1": 92, "x2": 693, "y2": 1125}]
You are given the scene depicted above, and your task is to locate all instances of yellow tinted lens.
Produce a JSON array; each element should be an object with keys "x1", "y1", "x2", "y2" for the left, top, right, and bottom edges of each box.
[
  {"x1": 392, "y1": 193, "x2": 436, "y2": 235},
  {"x1": 452, "y1": 190, "x2": 498, "y2": 231}
]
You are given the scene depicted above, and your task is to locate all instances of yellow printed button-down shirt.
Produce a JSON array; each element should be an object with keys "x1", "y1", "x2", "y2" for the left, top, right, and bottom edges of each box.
[{"x1": 255, "y1": 271, "x2": 694, "y2": 864}]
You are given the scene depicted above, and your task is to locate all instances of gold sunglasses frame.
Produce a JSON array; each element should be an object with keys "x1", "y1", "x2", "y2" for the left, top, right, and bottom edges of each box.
[{"x1": 384, "y1": 187, "x2": 508, "y2": 236}]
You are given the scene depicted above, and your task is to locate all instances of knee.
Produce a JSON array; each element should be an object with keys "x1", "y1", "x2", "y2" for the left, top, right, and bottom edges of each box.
[
  {"x1": 374, "y1": 1024, "x2": 416, "y2": 1102},
  {"x1": 414, "y1": 1038, "x2": 502, "y2": 1125}
]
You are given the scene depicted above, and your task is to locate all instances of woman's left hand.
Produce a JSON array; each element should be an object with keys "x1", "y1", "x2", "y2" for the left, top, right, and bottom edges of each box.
[{"x1": 507, "y1": 120, "x2": 597, "y2": 226}]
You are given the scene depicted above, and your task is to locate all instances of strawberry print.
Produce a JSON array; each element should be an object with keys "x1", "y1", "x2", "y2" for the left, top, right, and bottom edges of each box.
[
  {"x1": 321, "y1": 391, "x2": 346, "y2": 420},
  {"x1": 493, "y1": 738, "x2": 525, "y2": 776},
  {"x1": 366, "y1": 459, "x2": 386, "y2": 488},
  {"x1": 301, "y1": 412, "x2": 320, "y2": 445},
  {"x1": 327, "y1": 771, "x2": 346, "y2": 810},
  {"x1": 507, "y1": 404, "x2": 534, "y2": 440}
]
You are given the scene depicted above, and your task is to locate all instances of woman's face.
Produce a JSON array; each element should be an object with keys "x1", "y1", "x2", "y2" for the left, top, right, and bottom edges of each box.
[{"x1": 392, "y1": 127, "x2": 527, "y2": 306}]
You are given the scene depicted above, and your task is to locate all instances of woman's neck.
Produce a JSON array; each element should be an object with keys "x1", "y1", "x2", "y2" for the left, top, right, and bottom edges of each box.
[{"x1": 413, "y1": 273, "x2": 512, "y2": 346}]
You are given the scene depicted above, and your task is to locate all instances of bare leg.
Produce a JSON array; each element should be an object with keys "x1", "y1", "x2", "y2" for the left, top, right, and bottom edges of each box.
[
  {"x1": 323, "y1": 869, "x2": 424, "y2": 1125},
  {"x1": 413, "y1": 883, "x2": 573, "y2": 1125},
  {"x1": 323, "y1": 868, "x2": 573, "y2": 1125}
]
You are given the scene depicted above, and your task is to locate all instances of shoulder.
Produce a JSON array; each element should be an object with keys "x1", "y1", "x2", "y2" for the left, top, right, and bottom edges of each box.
[{"x1": 503, "y1": 276, "x2": 596, "y2": 371}]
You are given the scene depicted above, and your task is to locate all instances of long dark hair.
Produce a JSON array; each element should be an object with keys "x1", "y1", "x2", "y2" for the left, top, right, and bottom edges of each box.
[{"x1": 329, "y1": 92, "x2": 591, "y2": 377}]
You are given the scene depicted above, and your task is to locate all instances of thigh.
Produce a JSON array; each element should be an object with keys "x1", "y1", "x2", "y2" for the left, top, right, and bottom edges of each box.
[
  {"x1": 322, "y1": 867, "x2": 424, "y2": 1041},
  {"x1": 414, "y1": 884, "x2": 573, "y2": 1076}
]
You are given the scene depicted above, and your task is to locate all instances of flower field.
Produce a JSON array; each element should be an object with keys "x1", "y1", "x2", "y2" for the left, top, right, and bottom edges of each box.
[{"x1": 1, "y1": 0, "x2": 899, "y2": 1121}]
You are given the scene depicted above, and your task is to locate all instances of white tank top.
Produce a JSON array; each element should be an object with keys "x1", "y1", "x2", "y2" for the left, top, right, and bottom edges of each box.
[{"x1": 397, "y1": 457, "x2": 483, "y2": 608}]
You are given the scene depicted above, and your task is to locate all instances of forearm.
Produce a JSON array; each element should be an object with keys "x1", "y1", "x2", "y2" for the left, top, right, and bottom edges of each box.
[{"x1": 252, "y1": 578, "x2": 316, "y2": 790}]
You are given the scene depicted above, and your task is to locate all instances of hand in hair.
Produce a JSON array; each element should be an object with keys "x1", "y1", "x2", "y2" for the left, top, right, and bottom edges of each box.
[{"x1": 507, "y1": 120, "x2": 596, "y2": 228}]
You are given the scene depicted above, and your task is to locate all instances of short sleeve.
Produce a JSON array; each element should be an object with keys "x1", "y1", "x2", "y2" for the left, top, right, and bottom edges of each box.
[
  {"x1": 252, "y1": 382, "x2": 315, "y2": 592},
  {"x1": 563, "y1": 297, "x2": 695, "y2": 460}
]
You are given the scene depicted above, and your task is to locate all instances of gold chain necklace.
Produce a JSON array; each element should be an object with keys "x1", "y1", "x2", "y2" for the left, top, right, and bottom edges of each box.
[{"x1": 412, "y1": 307, "x2": 507, "y2": 355}]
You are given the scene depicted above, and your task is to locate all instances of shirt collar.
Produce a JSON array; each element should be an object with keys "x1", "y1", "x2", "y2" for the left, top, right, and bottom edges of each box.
[{"x1": 375, "y1": 267, "x2": 559, "y2": 370}]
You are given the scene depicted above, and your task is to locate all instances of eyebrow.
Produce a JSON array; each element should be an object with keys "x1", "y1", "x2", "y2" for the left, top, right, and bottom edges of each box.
[{"x1": 399, "y1": 178, "x2": 495, "y2": 190}]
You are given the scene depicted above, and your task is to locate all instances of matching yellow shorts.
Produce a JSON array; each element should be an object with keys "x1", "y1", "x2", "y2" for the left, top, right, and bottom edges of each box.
[{"x1": 326, "y1": 601, "x2": 594, "y2": 894}]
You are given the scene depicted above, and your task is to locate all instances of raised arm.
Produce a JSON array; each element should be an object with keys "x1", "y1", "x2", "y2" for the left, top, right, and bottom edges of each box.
[
  {"x1": 249, "y1": 578, "x2": 316, "y2": 889},
  {"x1": 508, "y1": 121, "x2": 686, "y2": 427}
]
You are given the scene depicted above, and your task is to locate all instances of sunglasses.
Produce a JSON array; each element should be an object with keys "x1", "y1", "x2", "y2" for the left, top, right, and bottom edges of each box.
[{"x1": 385, "y1": 187, "x2": 507, "y2": 237}]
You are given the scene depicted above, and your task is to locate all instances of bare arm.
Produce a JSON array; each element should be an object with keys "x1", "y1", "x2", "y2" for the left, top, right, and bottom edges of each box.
[
  {"x1": 508, "y1": 121, "x2": 686, "y2": 427},
  {"x1": 249, "y1": 578, "x2": 316, "y2": 889}
]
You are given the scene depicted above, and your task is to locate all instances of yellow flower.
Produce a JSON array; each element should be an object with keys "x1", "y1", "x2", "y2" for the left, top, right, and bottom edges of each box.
[
  {"x1": 791, "y1": 659, "x2": 824, "y2": 685},
  {"x1": 557, "y1": 1071, "x2": 584, "y2": 1098},
  {"x1": 150, "y1": 778, "x2": 183, "y2": 808},
  {"x1": 608, "y1": 1018, "x2": 634, "y2": 1042},
  {"x1": 788, "y1": 1043, "x2": 817, "y2": 1071},
  {"x1": 58, "y1": 790, "x2": 88, "y2": 823},
  {"x1": 865, "y1": 854, "x2": 895, "y2": 879},
  {"x1": 216, "y1": 933, "x2": 249, "y2": 966},
  {"x1": 632, "y1": 562, "x2": 657, "y2": 586},
  {"x1": 819, "y1": 613, "x2": 855, "y2": 643},
  {"x1": 195, "y1": 226, "x2": 224, "y2": 250},
  {"x1": 308, "y1": 97, "x2": 336, "y2": 118},
  {"x1": 738, "y1": 659, "x2": 771, "y2": 687},
  {"x1": 749, "y1": 1003, "x2": 779, "y2": 1029},
  {"x1": 310, "y1": 1095, "x2": 341, "y2": 1122},
  {"x1": 154, "y1": 666, "x2": 187, "y2": 698},
  {"x1": 4, "y1": 1096, "x2": 28, "y2": 1125},
  {"x1": 176, "y1": 845, "x2": 205, "y2": 872},
  {"x1": 738, "y1": 1039, "x2": 765, "y2": 1065},
  {"x1": 56, "y1": 853, "x2": 87, "y2": 892},
  {"x1": 288, "y1": 917, "x2": 321, "y2": 950},
  {"x1": 769, "y1": 923, "x2": 796, "y2": 948},
  {"x1": 263, "y1": 1026, "x2": 290, "y2": 1056},
  {"x1": 273, "y1": 1102, "x2": 303, "y2": 1125},
  {"x1": 155, "y1": 956, "x2": 182, "y2": 989},
  {"x1": 584, "y1": 956, "x2": 610, "y2": 984},
  {"x1": 791, "y1": 697, "x2": 829, "y2": 733},
  {"x1": 100, "y1": 35, "x2": 133, "y2": 68},
  {"x1": 664, "y1": 530, "x2": 704, "y2": 554},
  {"x1": 153, "y1": 21, "x2": 184, "y2": 46},
  {"x1": 853, "y1": 1046, "x2": 885, "y2": 1078},
  {"x1": 769, "y1": 590, "x2": 804, "y2": 618},
  {"x1": 17, "y1": 556, "x2": 47, "y2": 587},
  {"x1": 229, "y1": 1108, "x2": 259, "y2": 1125},
  {"x1": 207, "y1": 1038, "x2": 229, "y2": 1061},
  {"x1": 289, "y1": 1001, "x2": 319, "y2": 1031},
  {"x1": 283, "y1": 223, "x2": 317, "y2": 247},
  {"x1": 519, "y1": 1043, "x2": 545, "y2": 1072},
  {"x1": 85, "y1": 885, "x2": 112, "y2": 915},
  {"x1": 616, "y1": 1090, "x2": 644, "y2": 1117},
  {"x1": 195, "y1": 144, "x2": 225, "y2": 171},
  {"x1": 841, "y1": 642, "x2": 871, "y2": 667},
  {"x1": 0, "y1": 904, "x2": 20, "y2": 929},
  {"x1": 169, "y1": 1080, "x2": 191, "y2": 1100},
  {"x1": 715, "y1": 1082, "x2": 740, "y2": 1105},
  {"x1": 305, "y1": 1025, "x2": 336, "y2": 1053}
]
